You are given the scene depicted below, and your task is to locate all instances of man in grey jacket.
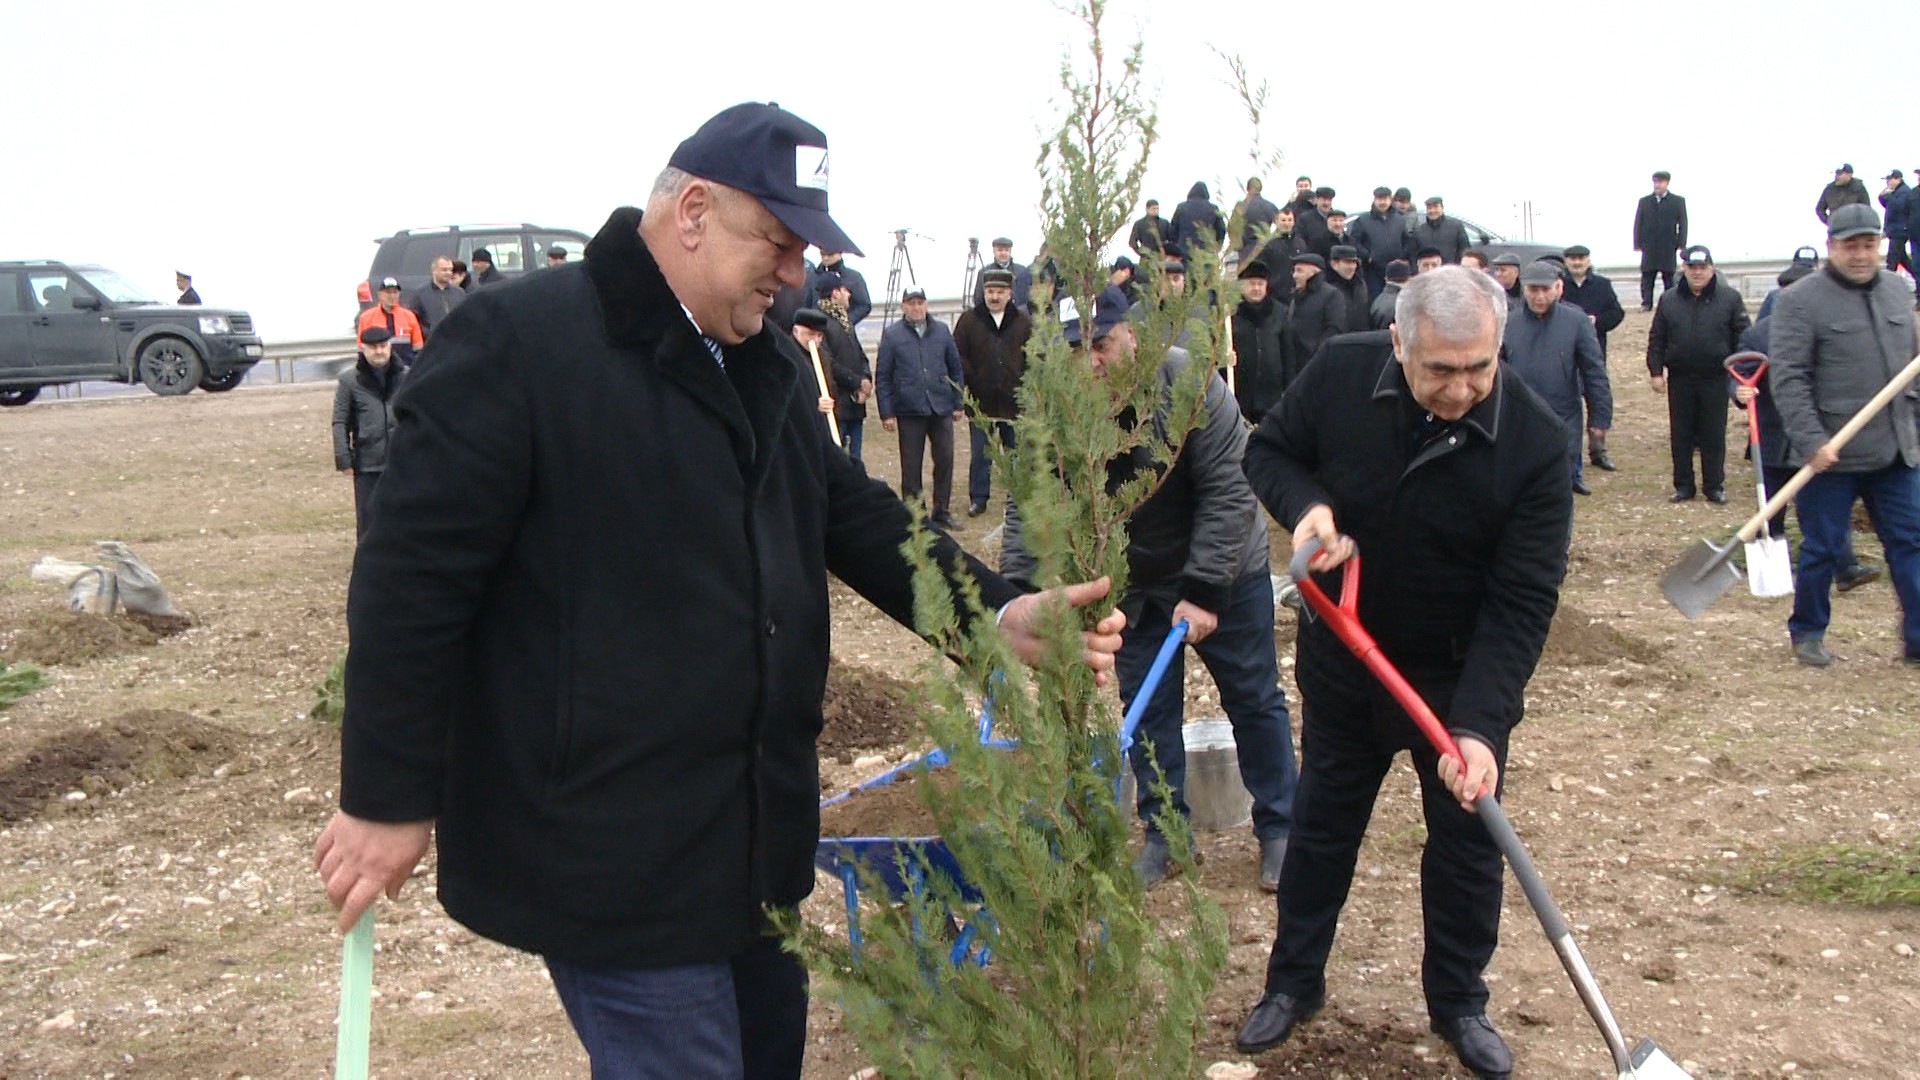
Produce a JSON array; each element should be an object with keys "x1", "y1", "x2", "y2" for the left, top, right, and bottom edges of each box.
[
  {"x1": 1768, "y1": 204, "x2": 1920, "y2": 668},
  {"x1": 1505, "y1": 261, "x2": 1611, "y2": 496},
  {"x1": 1001, "y1": 289, "x2": 1298, "y2": 892},
  {"x1": 875, "y1": 287, "x2": 966, "y2": 527}
]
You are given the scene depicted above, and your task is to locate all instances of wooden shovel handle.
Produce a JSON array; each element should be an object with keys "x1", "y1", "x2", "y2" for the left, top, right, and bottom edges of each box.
[
  {"x1": 805, "y1": 340, "x2": 842, "y2": 447},
  {"x1": 1732, "y1": 352, "x2": 1920, "y2": 545}
]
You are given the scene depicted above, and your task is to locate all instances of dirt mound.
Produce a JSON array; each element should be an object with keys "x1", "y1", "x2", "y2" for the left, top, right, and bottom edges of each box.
[
  {"x1": 820, "y1": 768, "x2": 958, "y2": 838},
  {"x1": 0, "y1": 710, "x2": 236, "y2": 824},
  {"x1": 821, "y1": 659, "x2": 917, "y2": 764},
  {"x1": 1543, "y1": 602, "x2": 1661, "y2": 667},
  {"x1": 3, "y1": 610, "x2": 191, "y2": 666},
  {"x1": 1228, "y1": 1011, "x2": 1450, "y2": 1077}
]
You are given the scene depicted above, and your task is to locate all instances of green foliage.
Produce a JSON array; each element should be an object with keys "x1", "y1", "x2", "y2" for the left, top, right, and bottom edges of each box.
[
  {"x1": 0, "y1": 661, "x2": 50, "y2": 711},
  {"x1": 785, "y1": 4, "x2": 1229, "y2": 1077},
  {"x1": 311, "y1": 649, "x2": 346, "y2": 725},
  {"x1": 1729, "y1": 835, "x2": 1920, "y2": 907}
]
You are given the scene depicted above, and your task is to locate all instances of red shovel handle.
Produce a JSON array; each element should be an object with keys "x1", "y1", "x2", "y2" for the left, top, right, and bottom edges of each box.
[
  {"x1": 1723, "y1": 350, "x2": 1768, "y2": 388},
  {"x1": 1288, "y1": 536, "x2": 1467, "y2": 772}
]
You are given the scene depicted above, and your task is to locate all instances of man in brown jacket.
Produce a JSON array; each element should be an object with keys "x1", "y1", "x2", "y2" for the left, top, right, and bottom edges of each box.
[{"x1": 953, "y1": 267, "x2": 1033, "y2": 515}]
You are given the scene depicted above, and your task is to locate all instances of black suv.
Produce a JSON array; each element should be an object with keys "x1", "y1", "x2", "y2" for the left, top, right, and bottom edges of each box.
[
  {"x1": 356, "y1": 223, "x2": 591, "y2": 308},
  {"x1": 0, "y1": 261, "x2": 265, "y2": 406}
]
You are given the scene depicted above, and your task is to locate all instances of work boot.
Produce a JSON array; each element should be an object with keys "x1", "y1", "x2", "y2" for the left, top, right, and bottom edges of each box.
[
  {"x1": 1134, "y1": 835, "x2": 1173, "y2": 888},
  {"x1": 1792, "y1": 635, "x2": 1833, "y2": 668},
  {"x1": 1258, "y1": 835, "x2": 1288, "y2": 892},
  {"x1": 1588, "y1": 429, "x2": 1617, "y2": 471},
  {"x1": 1234, "y1": 990, "x2": 1323, "y2": 1054},
  {"x1": 1836, "y1": 562, "x2": 1882, "y2": 593},
  {"x1": 1430, "y1": 1015, "x2": 1514, "y2": 1080}
]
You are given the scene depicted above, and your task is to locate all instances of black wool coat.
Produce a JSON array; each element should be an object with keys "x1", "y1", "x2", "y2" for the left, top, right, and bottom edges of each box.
[
  {"x1": 1632, "y1": 193, "x2": 1688, "y2": 264},
  {"x1": 1244, "y1": 332, "x2": 1572, "y2": 746},
  {"x1": 338, "y1": 206, "x2": 1021, "y2": 969},
  {"x1": 1232, "y1": 295, "x2": 1290, "y2": 421},
  {"x1": 1286, "y1": 274, "x2": 1349, "y2": 363},
  {"x1": 952, "y1": 301, "x2": 1032, "y2": 420}
]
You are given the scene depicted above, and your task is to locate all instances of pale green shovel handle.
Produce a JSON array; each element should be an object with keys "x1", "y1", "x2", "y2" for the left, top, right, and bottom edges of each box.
[{"x1": 335, "y1": 910, "x2": 374, "y2": 1079}]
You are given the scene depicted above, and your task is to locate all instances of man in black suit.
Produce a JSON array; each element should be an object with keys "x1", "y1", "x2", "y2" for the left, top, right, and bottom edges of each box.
[{"x1": 1632, "y1": 170, "x2": 1688, "y2": 310}]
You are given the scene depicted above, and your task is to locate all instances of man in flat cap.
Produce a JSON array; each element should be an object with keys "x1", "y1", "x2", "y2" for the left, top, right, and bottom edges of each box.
[
  {"x1": 1647, "y1": 244, "x2": 1749, "y2": 503},
  {"x1": 1411, "y1": 197, "x2": 1470, "y2": 265},
  {"x1": 545, "y1": 245, "x2": 569, "y2": 268},
  {"x1": 878, "y1": 285, "x2": 967, "y2": 528},
  {"x1": 1001, "y1": 287, "x2": 1298, "y2": 893},
  {"x1": 175, "y1": 272, "x2": 201, "y2": 305},
  {"x1": 955, "y1": 266, "x2": 1032, "y2": 515},
  {"x1": 1768, "y1": 203, "x2": 1920, "y2": 669},
  {"x1": 1633, "y1": 170, "x2": 1687, "y2": 310},
  {"x1": 1327, "y1": 245, "x2": 1371, "y2": 333},
  {"x1": 1287, "y1": 254, "x2": 1348, "y2": 364},
  {"x1": 1506, "y1": 261, "x2": 1611, "y2": 496},
  {"x1": 1816, "y1": 164, "x2": 1870, "y2": 225},
  {"x1": 314, "y1": 102, "x2": 1126, "y2": 1080},
  {"x1": 972, "y1": 236, "x2": 1035, "y2": 314},
  {"x1": 1558, "y1": 245, "x2": 1625, "y2": 471},
  {"x1": 1880, "y1": 170, "x2": 1914, "y2": 283},
  {"x1": 1353, "y1": 187, "x2": 1408, "y2": 300},
  {"x1": 1489, "y1": 253, "x2": 1523, "y2": 310}
]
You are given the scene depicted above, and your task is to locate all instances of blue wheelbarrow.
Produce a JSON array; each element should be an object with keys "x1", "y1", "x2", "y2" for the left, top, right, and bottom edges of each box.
[{"x1": 814, "y1": 622, "x2": 1189, "y2": 966}]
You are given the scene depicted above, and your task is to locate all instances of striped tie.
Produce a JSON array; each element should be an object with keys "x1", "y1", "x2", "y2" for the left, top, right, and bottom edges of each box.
[{"x1": 701, "y1": 336, "x2": 725, "y2": 369}]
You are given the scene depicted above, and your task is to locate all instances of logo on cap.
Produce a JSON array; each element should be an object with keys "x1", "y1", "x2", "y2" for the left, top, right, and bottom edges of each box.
[{"x1": 796, "y1": 146, "x2": 829, "y2": 193}]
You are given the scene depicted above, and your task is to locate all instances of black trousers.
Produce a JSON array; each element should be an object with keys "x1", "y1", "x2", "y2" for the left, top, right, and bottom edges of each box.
[
  {"x1": 352, "y1": 470, "x2": 382, "y2": 541},
  {"x1": 895, "y1": 414, "x2": 954, "y2": 515},
  {"x1": 1640, "y1": 256, "x2": 1677, "y2": 307},
  {"x1": 1264, "y1": 676, "x2": 1506, "y2": 1020},
  {"x1": 1666, "y1": 375, "x2": 1728, "y2": 494}
]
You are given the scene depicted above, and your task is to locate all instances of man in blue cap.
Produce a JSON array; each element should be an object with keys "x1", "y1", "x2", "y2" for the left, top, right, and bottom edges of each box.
[{"x1": 313, "y1": 101, "x2": 1129, "y2": 1080}]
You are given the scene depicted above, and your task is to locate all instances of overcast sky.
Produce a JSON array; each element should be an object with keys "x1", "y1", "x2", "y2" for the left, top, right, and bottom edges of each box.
[{"x1": 8, "y1": 0, "x2": 1915, "y2": 340}]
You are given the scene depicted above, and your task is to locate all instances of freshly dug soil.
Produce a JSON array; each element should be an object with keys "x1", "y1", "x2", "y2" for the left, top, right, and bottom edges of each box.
[
  {"x1": 1541, "y1": 601, "x2": 1661, "y2": 666},
  {"x1": 819, "y1": 767, "x2": 959, "y2": 838},
  {"x1": 0, "y1": 710, "x2": 235, "y2": 824},
  {"x1": 820, "y1": 659, "x2": 917, "y2": 764},
  {"x1": 3, "y1": 610, "x2": 190, "y2": 666}
]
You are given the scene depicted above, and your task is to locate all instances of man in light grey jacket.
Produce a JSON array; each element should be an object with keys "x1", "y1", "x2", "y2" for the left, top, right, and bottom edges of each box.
[
  {"x1": 1768, "y1": 204, "x2": 1920, "y2": 668},
  {"x1": 1000, "y1": 288, "x2": 1297, "y2": 892}
]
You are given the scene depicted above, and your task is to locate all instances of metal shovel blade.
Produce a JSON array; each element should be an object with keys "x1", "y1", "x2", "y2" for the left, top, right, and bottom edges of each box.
[
  {"x1": 1627, "y1": 1037, "x2": 1694, "y2": 1079},
  {"x1": 1660, "y1": 537, "x2": 1744, "y2": 619},
  {"x1": 1743, "y1": 535, "x2": 1795, "y2": 598}
]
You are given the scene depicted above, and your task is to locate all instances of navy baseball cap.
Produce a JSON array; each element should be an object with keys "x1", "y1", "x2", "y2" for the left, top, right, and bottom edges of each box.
[
  {"x1": 1062, "y1": 286, "x2": 1131, "y2": 346},
  {"x1": 668, "y1": 102, "x2": 863, "y2": 257}
]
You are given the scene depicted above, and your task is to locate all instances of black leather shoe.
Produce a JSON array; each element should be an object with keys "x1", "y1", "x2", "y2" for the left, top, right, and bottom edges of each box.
[
  {"x1": 1234, "y1": 990, "x2": 1322, "y2": 1053},
  {"x1": 1836, "y1": 562, "x2": 1882, "y2": 593},
  {"x1": 1571, "y1": 479, "x2": 1592, "y2": 496},
  {"x1": 967, "y1": 500, "x2": 987, "y2": 517},
  {"x1": 1669, "y1": 488, "x2": 1695, "y2": 503},
  {"x1": 1589, "y1": 449, "x2": 1617, "y2": 471},
  {"x1": 930, "y1": 512, "x2": 958, "y2": 529},
  {"x1": 1705, "y1": 489, "x2": 1728, "y2": 504},
  {"x1": 1257, "y1": 836, "x2": 1288, "y2": 892},
  {"x1": 1430, "y1": 1014, "x2": 1513, "y2": 1080}
]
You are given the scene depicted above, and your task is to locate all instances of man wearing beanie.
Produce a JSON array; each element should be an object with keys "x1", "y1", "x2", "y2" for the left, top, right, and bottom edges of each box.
[{"x1": 332, "y1": 326, "x2": 403, "y2": 539}]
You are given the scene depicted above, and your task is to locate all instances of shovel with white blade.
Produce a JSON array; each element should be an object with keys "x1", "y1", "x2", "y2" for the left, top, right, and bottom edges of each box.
[
  {"x1": 1661, "y1": 352, "x2": 1920, "y2": 618},
  {"x1": 1723, "y1": 352, "x2": 1794, "y2": 598}
]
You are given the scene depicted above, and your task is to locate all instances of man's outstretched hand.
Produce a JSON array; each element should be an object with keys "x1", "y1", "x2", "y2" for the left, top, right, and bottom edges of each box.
[
  {"x1": 314, "y1": 811, "x2": 435, "y2": 932},
  {"x1": 997, "y1": 576, "x2": 1127, "y2": 686}
]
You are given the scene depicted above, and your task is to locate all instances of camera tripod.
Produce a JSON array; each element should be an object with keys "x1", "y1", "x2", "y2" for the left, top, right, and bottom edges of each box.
[
  {"x1": 959, "y1": 237, "x2": 982, "y2": 308},
  {"x1": 882, "y1": 228, "x2": 920, "y2": 329}
]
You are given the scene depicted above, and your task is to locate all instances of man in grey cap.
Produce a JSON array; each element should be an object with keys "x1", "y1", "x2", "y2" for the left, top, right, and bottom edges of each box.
[
  {"x1": 1287, "y1": 254, "x2": 1349, "y2": 363},
  {"x1": 1327, "y1": 245, "x2": 1371, "y2": 333},
  {"x1": 313, "y1": 101, "x2": 1127, "y2": 1080},
  {"x1": 972, "y1": 236, "x2": 1035, "y2": 313},
  {"x1": 1768, "y1": 203, "x2": 1920, "y2": 669},
  {"x1": 1647, "y1": 244, "x2": 1750, "y2": 503},
  {"x1": 1411, "y1": 197, "x2": 1470, "y2": 264},
  {"x1": 1506, "y1": 261, "x2": 1610, "y2": 495},
  {"x1": 1352, "y1": 186, "x2": 1407, "y2": 300}
]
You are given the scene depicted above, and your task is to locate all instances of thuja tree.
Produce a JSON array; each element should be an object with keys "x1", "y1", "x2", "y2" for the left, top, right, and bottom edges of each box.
[{"x1": 785, "y1": 4, "x2": 1231, "y2": 1077}]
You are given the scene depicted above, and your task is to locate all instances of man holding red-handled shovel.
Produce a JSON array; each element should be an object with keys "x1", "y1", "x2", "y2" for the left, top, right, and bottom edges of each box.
[
  {"x1": 1766, "y1": 203, "x2": 1920, "y2": 668},
  {"x1": 1233, "y1": 266, "x2": 1573, "y2": 1080}
]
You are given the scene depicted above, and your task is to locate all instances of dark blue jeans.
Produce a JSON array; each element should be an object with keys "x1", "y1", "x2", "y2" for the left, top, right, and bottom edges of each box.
[
  {"x1": 1788, "y1": 463, "x2": 1920, "y2": 654},
  {"x1": 546, "y1": 934, "x2": 808, "y2": 1080},
  {"x1": 968, "y1": 419, "x2": 1015, "y2": 505},
  {"x1": 1116, "y1": 573, "x2": 1298, "y2": 841}
]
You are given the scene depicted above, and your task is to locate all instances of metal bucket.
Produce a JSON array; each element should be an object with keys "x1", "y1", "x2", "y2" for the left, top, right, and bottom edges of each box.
[{"x1": 1118, "y1": 718, "x2": 1252, "y2": 832}]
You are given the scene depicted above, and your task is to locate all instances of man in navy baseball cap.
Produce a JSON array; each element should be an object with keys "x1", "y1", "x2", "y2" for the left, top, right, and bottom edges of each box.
[{"x1": 669, "y1": 101, "x2": 863, "y2": 257}]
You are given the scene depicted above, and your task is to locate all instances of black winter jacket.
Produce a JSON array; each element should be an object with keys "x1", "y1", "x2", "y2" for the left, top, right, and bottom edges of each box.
[
  {"x1": 1244, "y1": 332, "x2": 1572, "y2": 746},
  {"x1": 1647, "y1": 274, "x2": 1751, "y2": 379},
  {"x1": 819, "y1": 319, "x2": 870, "y2": 425},
  {"x1": 1411, "y1": 215, "x2": 1470, "y2": 263},
  {"x1": 1561, "y1": 271, "x2": 1626, "y2": 355},
  {"x1": 1816, "y1": 178, "x2": 1871, "y2": 223},
  {"x1": 953, "y1": 302, "x2": 1032, "y2": 420},
  {"x1": 1130, "y1": 214, "x2": 1169, "y2": 256},
  {"x1": 1232, "y1": 295, "x2": 1290, "y2": 420},
  {"x1": 337, "y1": 206, "x2": 1020, "y2": 970},
  {"x1": 402, "y1": 282, "x2": 467, "y2": 339},
  {"x1": 1171, "y1": 183, "x2": 1228, "y2": 253},
  {"x1": 1256, "y1": 232, "x2": 1309, "y2": 300},
  {"x1": 807, "y1": 262, "x2": 873, "y2": 326},
  {"x1": 1880, "y1": 183, "x2": 1913, "y2": 241},
  {"x1": 1370, "y1": 283, "x2": 1402, "y2": 331},
  {"x1": 1350, "y1": 209, "x2": 1407, "y2": 272},
  {"x1": 1330, "y1": 269, "x2": 1372, "y2": 334},
  {"x1": 1732, "y1": 318, "x2": 1791, "y2": 467},
  {"x1": 331, "y1": 356, "x2": 403, "y2": 472},
  {"x1": 1287, "y1": 274, "x2": 1349, "y2": 362}
]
